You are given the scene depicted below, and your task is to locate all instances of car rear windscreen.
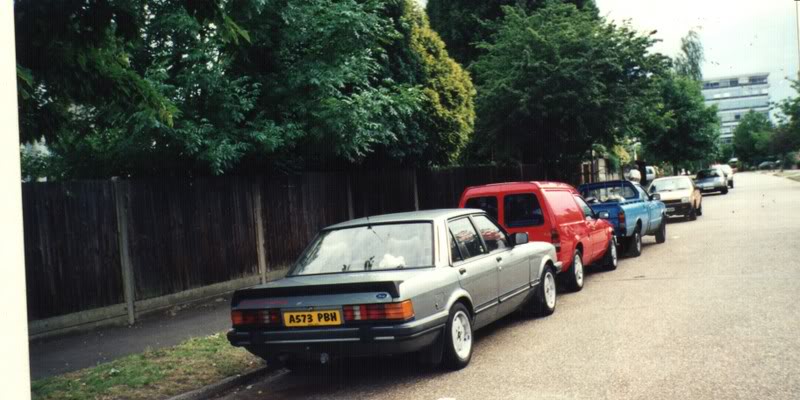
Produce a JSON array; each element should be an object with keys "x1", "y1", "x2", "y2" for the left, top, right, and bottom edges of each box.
[
  {"x1": 290, "y1": 223, "x2": 433, "y2": 276},
  {"x1": 465, "y1": 196, "x2": 498, "y2": 221}
]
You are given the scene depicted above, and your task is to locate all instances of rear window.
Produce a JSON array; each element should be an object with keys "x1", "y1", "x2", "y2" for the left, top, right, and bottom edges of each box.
[
  {"x1": 504, "y1": 193, "x2": 544, "y2": 227},
  {"x1": 580, "y1": 184, "x2": 637, "y2": 203},
  {"x1": 465, "y1": 196, "x2": 498, "y2": 221},
  {"x1": 290, "y1": 223, "x2": 433, "y2": 276}
]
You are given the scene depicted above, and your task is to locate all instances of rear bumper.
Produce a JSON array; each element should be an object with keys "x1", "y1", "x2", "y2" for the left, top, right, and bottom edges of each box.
[
  {"x1": 227, "y1": 313, "x2": 447, "y2": 359},
  {"x1": 699, "y1": 185, "x2": 726, "y2": 192}
]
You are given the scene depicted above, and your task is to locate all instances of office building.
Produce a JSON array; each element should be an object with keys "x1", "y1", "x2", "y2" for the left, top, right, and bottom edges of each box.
[{"x1": 701, "y1": 73, "x2": 770, "y2": 144}]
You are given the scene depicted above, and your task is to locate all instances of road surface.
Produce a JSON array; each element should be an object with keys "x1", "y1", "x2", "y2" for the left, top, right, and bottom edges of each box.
[{"x1": 216, "y1": 172, "x2": 800, "y2": 400}]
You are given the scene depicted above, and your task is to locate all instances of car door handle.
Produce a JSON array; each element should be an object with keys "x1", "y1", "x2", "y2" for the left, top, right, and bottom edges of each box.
[
  {"x1": 496, "y1": 256, "x2": 503, "y2": 262},
  {"x1": 459, "y1": 267, "x2": 467, "y2": 275}
]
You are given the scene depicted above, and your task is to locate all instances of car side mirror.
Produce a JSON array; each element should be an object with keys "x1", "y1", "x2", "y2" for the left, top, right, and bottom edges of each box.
[
  {"x1": 598, "y1": 211, "x2": 610, "y2": 219},
  {"x1": 513, "y1": 232, "x2": 529, "y2": 246},
  {"x1": 651, "y1": 193, "x2": 661, "y2": 201}
]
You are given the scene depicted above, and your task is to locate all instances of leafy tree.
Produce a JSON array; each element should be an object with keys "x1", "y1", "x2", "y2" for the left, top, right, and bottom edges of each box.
[
  {"x1": 640, "y1": 73, "x2": 720, "y2": 174},
  {"x1": 733, "y1": 111, "x2": 773, "y2": 166},
  {"x1": 426, "y1": 0, "x2": 598, "y2": 66},
  {"x1": 674, "y1": 30, "x2": 704, "y2": 82},
  {"x1": 467, "y1": 3, "x2": 666, "y2": 179}
]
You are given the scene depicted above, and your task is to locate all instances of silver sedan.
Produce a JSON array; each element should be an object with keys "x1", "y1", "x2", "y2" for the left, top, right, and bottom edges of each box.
[{"x1": 227, "y1": 209, "x2": 561, "y2": 370}]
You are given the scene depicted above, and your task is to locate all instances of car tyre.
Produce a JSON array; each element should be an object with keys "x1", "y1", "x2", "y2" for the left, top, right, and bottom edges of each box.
[
  {"x1": 729, "y1": 180, "x2": 734, "y2": 189},
  {"x1": 564, "y1": 250, "x2": 585, "y2": 292},
  {"x1": 655, "y1": 220, "x2": 666, "y2": 243},
  {"x1": 601, "y1": 237, "x2": 618, "y2": 271},
  {"x1": 524, "y1": 266, "x2": 557, "y2": 316},
  {"x1": 721, "y1": 187, "x2": 729, "y2": 195},
  {"x1": 442, "y1": 303, "x2": 473, "y2": 370},
  {"x1": 696, "y1": 202, "x2": 703, "y2": 216},
  {"x1": 627, "y1": 230, "x2": 642, "y2": 257},
  {"x1": 688, "y1": 206, "x2": 697, "y2": 221}
]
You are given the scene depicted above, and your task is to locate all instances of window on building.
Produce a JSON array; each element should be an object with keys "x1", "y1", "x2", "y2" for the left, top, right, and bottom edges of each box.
[
  {"x1": 729, "y1": 79, "x2": 739, "y2": 86},
  {"x1": 735, "y1": 114, "x2": 741, "y2": 120}
]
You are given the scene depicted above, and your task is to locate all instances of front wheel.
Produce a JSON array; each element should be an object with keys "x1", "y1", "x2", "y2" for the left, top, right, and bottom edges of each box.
[
  {"x1": 655, "y1": 220, "x2": 666, "y2": 243},
  {"x1": 721, "y1": 187, "x2": 729, "y2": 195},
  {"x1": 564, "y1": 250, "x2": 585, "y2": 292},
  {"x1": 696, "y1": 202, "x2": 703, "y2": 216},
  {"x1": 524, "y1": 266, "x2": 557, "y2": 316},
  {"x1": 602, "y1": 237, "x2": 618, "y2": 271},
  {"x1": 442, "y1": 303, "x2": 473, "y2": 370}
]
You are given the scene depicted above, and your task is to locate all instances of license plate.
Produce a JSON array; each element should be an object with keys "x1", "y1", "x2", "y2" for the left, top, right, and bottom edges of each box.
[
  {"x1": 666, "y1": 207, "x2": 675, "y2": 212},
  {"x1": 283, "y1": 310, "x2": 342, "y2": 327}
]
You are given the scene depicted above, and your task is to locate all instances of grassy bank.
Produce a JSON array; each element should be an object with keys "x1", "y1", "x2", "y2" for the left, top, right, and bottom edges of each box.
[{"x1": 31, "y1": 333, "x2": 263, "y2": 400}]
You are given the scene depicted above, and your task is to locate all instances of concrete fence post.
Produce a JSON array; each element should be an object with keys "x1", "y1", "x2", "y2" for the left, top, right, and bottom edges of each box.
[
  {"x1": 253, "y1": 182, "x2": 268, "y2": 284},
  {"x1": 346, "y1": 174, "x2": 354, "y2": 220},
  {"x1": 112, "y1": 180, "x2": 136, "y2": 325},
  {"x1": 412, "y1": 170, "x2": 419, "y2": 211}
]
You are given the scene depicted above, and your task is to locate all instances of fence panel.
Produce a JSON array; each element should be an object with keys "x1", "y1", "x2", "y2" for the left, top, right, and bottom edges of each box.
[
  {"x1": 22, "y1": 181, "x2": 123, "y2": 320},
  {"x1": 350, "y1": 170, "x2": 417, "y2": 218},
  {"x1": 123, "y1": 177, "x2": 260, "y2": 300}
]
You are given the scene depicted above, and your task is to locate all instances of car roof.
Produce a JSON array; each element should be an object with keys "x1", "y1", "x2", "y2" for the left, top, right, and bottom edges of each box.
[
  {"x1": 325, "y1": 209, "x2": 479, "y2": 230},
  {"x1": 579, "y1": 180, "x2": 633, "y2": 188},
  {"x1": 651, "y1": 176, "x2": 690, "y2": 181},
  {"x1": 462, "y1": 181, "x2": 576, "y2": 196}
]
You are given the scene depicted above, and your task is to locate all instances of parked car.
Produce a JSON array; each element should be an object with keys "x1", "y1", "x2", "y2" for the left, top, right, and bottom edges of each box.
[
  {"x1": 647, "y1": 176, "x2": 702, "y2": 220},
  {"x1": 695, "y1": 168, "x2": 728, "y2": 194},
  {"x1": 645, "y1": 166, "x2": 657, "y2": 182},
  {"x1": 458, "y1": 182, "x2": 617, "y2": 293},
  {"x1": 577, "y1": 180, "x2": 667, "y2": 257},
  {"x1": 227, "y1": 209, "x2": 561, "y2": 371},
  {"x1": 712, "y1": 164, "x2": 734, "y2": 188},
  {"x1": 625, "y1": 168, "x2": 642, "y2": 182},
  {"x1": 758, "y1": 161, "x2": 777, "y2": 170}
]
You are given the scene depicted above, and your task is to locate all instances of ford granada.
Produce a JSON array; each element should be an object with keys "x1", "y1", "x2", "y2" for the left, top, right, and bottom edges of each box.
[{"x1": 227, "y1": 209, "x2": 561, "y2": 370}]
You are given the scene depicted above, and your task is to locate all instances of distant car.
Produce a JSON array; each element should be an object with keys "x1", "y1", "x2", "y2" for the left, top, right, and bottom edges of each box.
[
  {"x1": 227, "y1": 209, "x2": 560, "y2": 371},
  {"x1": 758, "y1": 161, "x2": 777, "y2": 170},
  {"x1": 459, "y1": 182, "x2": 617, "y2": 292},
  {"x1": 645, "y1": 166, "x2": 656, "y2": 182},
  {"x1": 578, "y1": 180, "x2": 667, "y2": 257},
  {"x1": 715, "y1": 164, "x2": 734, "y2": 188},
  {"x1": 695, "y1": 168, "x2": 728, "y2": 194},
  {"x1": 647, "y1": 176, "x2": 702, "y2": 220},
  {"x1": 625, "y1": 169, "x2": 642, "y2": 182}
]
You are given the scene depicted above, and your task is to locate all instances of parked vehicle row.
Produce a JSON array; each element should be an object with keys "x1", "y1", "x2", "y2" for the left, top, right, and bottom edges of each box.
[{"x1": 226, "y1": 168, "x2": 734, "y2": 372}]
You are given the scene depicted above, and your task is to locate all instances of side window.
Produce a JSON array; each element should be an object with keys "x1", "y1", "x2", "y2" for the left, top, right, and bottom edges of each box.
[
  {"x1": 449, "y1": 232, "x2": 463, "y2": 263},
  {"x1": 448, "y1": 218, "x2": 486, "y2": 260},
  {"x1": 504, "y1": 193, "x2": 544, "y2": 227},
  {"x1": 574, "y1": 196, "x2": 594, "y2": 219},
  {"x1": 465, "y1": 196, "x2": 498, "y2": 221},
  {"x1": 471, "y1": 215, "x2": 508, "y2": 252}
]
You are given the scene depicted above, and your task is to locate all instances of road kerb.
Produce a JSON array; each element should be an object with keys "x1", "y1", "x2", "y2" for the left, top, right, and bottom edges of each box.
[{"x1": 165, "y1": 366, "x2": 290, "y2": 400}]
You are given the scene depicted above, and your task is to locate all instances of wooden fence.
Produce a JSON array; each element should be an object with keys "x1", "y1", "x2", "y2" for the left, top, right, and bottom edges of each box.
[{"x1": 23, "y1": 163, "x2": 585, "y2": 324}]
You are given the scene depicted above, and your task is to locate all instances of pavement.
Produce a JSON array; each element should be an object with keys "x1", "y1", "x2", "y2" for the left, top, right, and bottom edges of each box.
[
  {"x1": 213, "y1": 172, "x2": 800, "y2": 400},
  {"x1": 29, "y1": 294, "x2": 233, "y2": 380}
]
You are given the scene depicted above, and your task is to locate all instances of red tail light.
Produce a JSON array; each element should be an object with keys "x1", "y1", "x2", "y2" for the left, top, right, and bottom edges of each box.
[
  {"x1": 231, "y1": 309, "x2": 281, "y2": 327},
  {"x1": 550, "y1": 229, "x2": 561, "y2": 252},
  {"x1": 618, "y1": 211, "x2": 626, "y2": 224},
  {"x1": 343, "y1": 300, "x2": 414, "y2": 322}
]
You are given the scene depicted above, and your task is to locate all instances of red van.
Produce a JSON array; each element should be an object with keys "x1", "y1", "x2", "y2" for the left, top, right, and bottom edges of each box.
[{"x1": 458, "y1": 182, "x2": 617, "y2": 291}]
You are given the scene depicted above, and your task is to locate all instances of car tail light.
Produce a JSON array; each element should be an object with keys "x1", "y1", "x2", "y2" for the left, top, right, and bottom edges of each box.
[
  {"x1": 550, "y1": 229, "x2": 561, "y2": 252},
  {"x1": 231, "y1": 309, "x2": 281, "y2": 327},
  {"x1": 618, "y1": 211, "x2": 625, "y2": 224},
  {"x1": 343, "y1": 300, "x2": 414, "y2": 322}
]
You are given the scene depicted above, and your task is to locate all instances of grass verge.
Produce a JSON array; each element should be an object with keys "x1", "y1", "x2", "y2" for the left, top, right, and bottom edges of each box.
[{"x1": 31, "y1": 332, "x2": 264, "y2": 400}]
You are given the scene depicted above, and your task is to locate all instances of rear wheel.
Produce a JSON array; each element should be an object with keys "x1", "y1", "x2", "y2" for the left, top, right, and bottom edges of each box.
[
  {"x1": 564, "y1": 250, "x2": 585, "y2": 292},
  {"x1": 602, "y1": 237, "x2": 618, "y2": 271},
  {"x1": 696, "y1": 202, "x2": 703, "y2": 216},
  {"x1": 627, "y1": 230, "x2": 642, "y2": 257},
  {"x1": 655, "y1": 220, "x2": 666, "y2": 243},
  {"x1": 524, "y1": 266, "x2": 557, "y2": 316},
  {"x1": 442, "y1": 303, "x2": 473, "y2": 370},
  {"x1": 729, "y1": 180, "x2": 734, "y2": 188},
  {"x1": 721, "y1": 187, "x2": 729, "y2": 195},
  {"x1": 688, "y1": 206, "x2": 697, "y2": 221}
]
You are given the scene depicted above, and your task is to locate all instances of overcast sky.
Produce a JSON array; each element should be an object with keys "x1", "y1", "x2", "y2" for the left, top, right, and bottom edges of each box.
[{"x1": 416, "y1": 0, "x2": 799, "y2": 107}]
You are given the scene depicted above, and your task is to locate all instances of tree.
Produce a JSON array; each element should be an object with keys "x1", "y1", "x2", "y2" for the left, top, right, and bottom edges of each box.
[
  {"x1": 674, "y1": 30, "x2": 704, "y2": 82},
  {"x1": 467, "y1": 3, "x2": 666, "y2": 179},
  {"x1": 733, "y1": 111, "x2": 773, "y2": 166},
  {"x1": 640, "y1": 73, "x2": 720, "y2": 174},
  {"x1": 426, "y1": 0, "x2": 598, "y2": 66}
]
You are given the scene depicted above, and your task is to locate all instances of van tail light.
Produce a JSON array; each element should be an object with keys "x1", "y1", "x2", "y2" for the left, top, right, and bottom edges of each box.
[
  {"x1": 343, "y1": 300, "x2": 414, "y2": 322},
  {"x1": 231, "y1": 309, "x2": 281, "y2": 327},
  {"x1": 618, "y1": 211, "x2": 626, "y2": 224},
  {"x1": 550, "y1": 229, "x2": 561, "y2": 252}
]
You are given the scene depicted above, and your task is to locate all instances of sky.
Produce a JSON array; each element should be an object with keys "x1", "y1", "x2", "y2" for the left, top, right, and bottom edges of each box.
[{"x1": 416, "y1": 0, "x2": 800, "y2": 109}]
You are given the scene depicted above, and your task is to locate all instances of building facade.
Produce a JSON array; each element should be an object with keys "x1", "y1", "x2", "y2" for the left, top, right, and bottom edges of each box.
[{"x1": 701, "y1": 73, "x2": 770, "y2": 144}]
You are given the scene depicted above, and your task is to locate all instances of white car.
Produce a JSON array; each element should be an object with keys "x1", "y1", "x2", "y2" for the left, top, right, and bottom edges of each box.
[{"x1": 645, "y1": 166, "x2": 656, "y2": 182}]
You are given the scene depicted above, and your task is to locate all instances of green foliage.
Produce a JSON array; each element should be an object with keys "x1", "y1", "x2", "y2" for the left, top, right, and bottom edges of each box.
[
  {"x1": 674, "y1": 30, "x2": 704, "y2": 81},
  {"x1": 426, "y1": 0, "x2": 598, "y2": 66},
  {"x1": 733, "y1": 111, "x2": 773, "y2": 166},
  {"x1": 639, "y1": 73, "x2": 719, "y2": 172},
  {"x1": 468, "y1": 3, "x2": 666, "y2": 177}
]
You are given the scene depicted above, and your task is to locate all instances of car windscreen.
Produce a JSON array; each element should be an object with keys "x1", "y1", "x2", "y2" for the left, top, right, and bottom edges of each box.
[
  {"x1": 290, "y1": 223, "x2": 433, "y2": 276},
  {"x1": 649, "y1": 178, "x2": 691, "y2": 192},
  {"x1": 696, "y1": 169, "x2": 719, "y2": 179},
  {"x1": 580, "y1": 184, "x2": 637, "y2": 203}
]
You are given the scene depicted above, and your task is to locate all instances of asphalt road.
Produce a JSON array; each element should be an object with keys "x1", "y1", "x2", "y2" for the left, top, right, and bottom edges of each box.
[{"x1": 216, "y1": 172, "x2": 800, "y2": 400}]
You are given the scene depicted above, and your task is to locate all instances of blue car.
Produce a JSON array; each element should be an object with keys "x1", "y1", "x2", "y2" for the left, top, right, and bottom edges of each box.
[{"x1": 577, "y1": 180, "x2": 667, "y2": 257}]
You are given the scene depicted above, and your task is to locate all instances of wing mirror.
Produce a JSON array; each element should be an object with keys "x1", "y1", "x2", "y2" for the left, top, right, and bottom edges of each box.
[
  {"x1": 651, "y1": 193, "x2": 661, "y2": 201},
  {"x1": 598, "y1": 211, "x2": 610, "y2": 219},
  {"x1": 513, "y1": 232, "x2": 529, "y2": 246}
]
